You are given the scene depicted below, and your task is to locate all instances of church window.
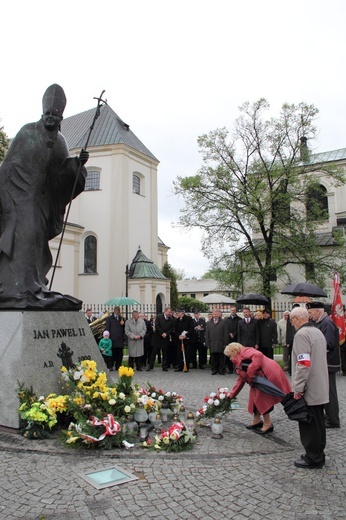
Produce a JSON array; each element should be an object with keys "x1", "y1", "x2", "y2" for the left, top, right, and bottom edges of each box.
[
  {"x1": 85, "y1": 170, "x2": 100, "y2": 191},
  {"x1": 133, "y1": 174, "x2": 141, "y2": 194},
  {"x1": 306, "y1": 184, "x2": 328, "y2": 221},
  {"x1": 84, "y1": 235, "x2": 97, "y2": 273}
]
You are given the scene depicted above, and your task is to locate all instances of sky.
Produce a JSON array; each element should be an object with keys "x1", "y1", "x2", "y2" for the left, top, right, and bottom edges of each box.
[{"x1": 1, "y1": 0, "x2": 346, "y2": 278}]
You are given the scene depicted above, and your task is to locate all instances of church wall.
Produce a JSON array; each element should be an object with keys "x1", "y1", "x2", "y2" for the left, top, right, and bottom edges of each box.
[{"x1": 52, "y1": 143, "x2": 162, "y2": 307}]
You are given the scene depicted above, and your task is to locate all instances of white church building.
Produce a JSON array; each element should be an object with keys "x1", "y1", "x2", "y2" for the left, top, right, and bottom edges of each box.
[{"x1": 48, "y1": 103, "x2": 170, "y2": 313}]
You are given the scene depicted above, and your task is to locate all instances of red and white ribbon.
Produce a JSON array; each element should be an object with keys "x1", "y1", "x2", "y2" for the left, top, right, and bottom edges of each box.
[{"x1": 80, "y1": 414, "x2": 121, "y2": 443}]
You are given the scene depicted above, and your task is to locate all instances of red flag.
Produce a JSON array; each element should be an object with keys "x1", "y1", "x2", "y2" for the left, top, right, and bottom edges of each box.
[{"x1": 331, "y1": 273, "x2": 345, "y2": 345}]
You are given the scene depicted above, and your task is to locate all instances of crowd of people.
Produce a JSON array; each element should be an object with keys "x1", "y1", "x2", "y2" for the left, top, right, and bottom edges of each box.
[{"x1": 86, "y1": 301, "x2": 343, "y2": 469}]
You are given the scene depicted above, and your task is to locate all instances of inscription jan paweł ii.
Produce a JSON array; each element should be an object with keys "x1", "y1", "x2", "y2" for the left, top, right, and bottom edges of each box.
[{"x1": 33, "y1": 328, "x2": 86, "y2": 339}]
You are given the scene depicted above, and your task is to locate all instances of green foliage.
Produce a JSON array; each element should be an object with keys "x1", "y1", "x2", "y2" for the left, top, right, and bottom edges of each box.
[
  {"x1": 162, "y1": 261, "x2": 179, "y2": 309},
  {"x1": 174, "y1": 99, "x2": 346, "y2": 298},
  {"x1": 0, "y1": 125, "x2": 9, "y2": 162},
  {"x1": 178, "y1": 296, "x2": 209, "y2": 313}
]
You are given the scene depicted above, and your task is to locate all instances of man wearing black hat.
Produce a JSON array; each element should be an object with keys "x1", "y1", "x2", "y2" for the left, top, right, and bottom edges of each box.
[
  {"x1": 306, "y1": 301, "x2": 341, "y2": 428},
  {"x1": 258, "y1": 309, "x2": 278, "y2": 359}
]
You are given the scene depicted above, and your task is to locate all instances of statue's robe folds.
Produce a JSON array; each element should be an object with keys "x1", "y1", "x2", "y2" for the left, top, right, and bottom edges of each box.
[{"x1": 0, "y1": 120, "x2": 86, "y2": 310}]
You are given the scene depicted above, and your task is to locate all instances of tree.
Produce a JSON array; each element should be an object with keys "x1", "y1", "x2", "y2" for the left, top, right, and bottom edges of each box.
[
  {"x1": 174, "y1": 99, "x2": 346, "y2": 300},
  {"x1": 162, "y1": 261, "x2": 179, "y2": 310},
  {"x1": 177, "y1": 296, "x2": 209, "y2": 313},
  {"x1": 172, "y1": 268, "x2": 186, "y2": 281},
  {"x1": 0, "y1": 125, "x2": 9, "y2": 163}
]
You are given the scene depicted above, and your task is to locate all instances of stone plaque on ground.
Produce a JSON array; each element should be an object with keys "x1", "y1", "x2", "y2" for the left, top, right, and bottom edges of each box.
[{"x1": 0, "y1": 311, "x2": 106, "y2": 430}]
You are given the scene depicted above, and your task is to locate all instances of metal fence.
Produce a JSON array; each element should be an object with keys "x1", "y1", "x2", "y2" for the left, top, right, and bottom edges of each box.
[
  {"x1": 83, "y1": 300, "x2": 295, "y2": 322},
  {"x1": 82, "y1": 303, "x2": 158, "y2": 319}
]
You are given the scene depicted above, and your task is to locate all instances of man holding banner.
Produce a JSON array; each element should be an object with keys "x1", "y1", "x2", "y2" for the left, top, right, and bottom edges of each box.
[{"x1": 331, "y1": 273, "x2": 346, "y2": 376}]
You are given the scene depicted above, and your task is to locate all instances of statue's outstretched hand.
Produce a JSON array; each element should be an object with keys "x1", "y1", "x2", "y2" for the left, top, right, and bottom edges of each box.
[{"x1": 79, "y1": 149, "x2": 89, "y2": 165}]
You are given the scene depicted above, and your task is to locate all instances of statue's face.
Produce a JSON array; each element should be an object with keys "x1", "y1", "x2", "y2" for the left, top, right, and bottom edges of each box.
[{"x1": 42, "y1": 110, "x2": 62, "y2": 131}]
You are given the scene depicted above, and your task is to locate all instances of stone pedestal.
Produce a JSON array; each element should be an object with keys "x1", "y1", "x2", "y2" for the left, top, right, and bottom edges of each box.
[{"x1": 0, "y1": 311, "x2": 107, "y2": 430}]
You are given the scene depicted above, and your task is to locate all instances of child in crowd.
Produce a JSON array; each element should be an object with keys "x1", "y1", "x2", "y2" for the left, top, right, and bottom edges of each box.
[{"x1": 98, "y1": 330, "x2": 113, "y2": 370}]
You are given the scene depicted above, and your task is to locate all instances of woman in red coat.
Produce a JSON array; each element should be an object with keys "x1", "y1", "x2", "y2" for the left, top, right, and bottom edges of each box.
[{"x1": 224, "y1": 342, "x2": 292, "y2": 434}]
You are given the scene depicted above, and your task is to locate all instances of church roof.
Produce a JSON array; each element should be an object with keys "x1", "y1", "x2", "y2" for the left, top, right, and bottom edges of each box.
[
  {"x1": 239, "y1": 232, "x2": 336, "y2": 252},
  {"x1": 129, "y1": 249, "x2": 167, "y2": 279},
  {"x1": 61, "y1": 104, "x2": 158, "y2": 162},
  {"x1": 309, "y1": 147, "x2": 346, "y2": 165}
]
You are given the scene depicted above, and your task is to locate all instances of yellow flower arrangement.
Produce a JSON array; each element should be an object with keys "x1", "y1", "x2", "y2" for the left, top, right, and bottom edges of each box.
[
  {"x1": 46, "y1": 394, "x2": 68, "y2": 413},
  {"x1": 118, "y1": 366, "x2": 134, "y2": 378}
]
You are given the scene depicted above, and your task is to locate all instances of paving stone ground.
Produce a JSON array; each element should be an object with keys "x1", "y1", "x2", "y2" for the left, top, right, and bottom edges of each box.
[{"x1": 0, "y1": 368, "x2": 345, "y2": 519}]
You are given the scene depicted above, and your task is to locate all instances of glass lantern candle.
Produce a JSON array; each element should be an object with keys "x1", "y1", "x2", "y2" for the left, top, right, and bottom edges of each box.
[
  {"x1": 148, "y1": 410, "x2": 158, "y2": 424},
  {"x1": 160, "y1": 406, "x2": 169, "y2": 423},
  {"x1": 178, "y1": 405, "x2": 186, "y2": 422},
  {"x1": 126, "y1": 414, "x2": 139, "y2": 439},
  {"x1": 139, "y1": 423, "x2": 149, "y2": 442},
  {"x1": 211, "y1": 417, "x2": 223, "y2": 439},
  {"x1": 154, "y1": 413, "x2": 163, "y2": 433},
  {"x1": 170, "y1": 401, "x2": 179, "y2": 415},
  {"x1": 185, "y1": 412, "x2": 196, "y2": 434},
  {"x1": 134, "y1": 404, "x2": 149, "y2": 424}
]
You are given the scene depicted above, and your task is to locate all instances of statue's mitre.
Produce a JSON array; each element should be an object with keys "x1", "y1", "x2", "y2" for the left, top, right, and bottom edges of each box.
[{"x1": 42, "y1": 84, "x2": 66, "y2": 116}]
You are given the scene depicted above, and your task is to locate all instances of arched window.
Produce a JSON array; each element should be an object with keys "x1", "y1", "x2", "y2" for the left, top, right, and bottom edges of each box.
[
  {"x1": 132, "y1": 174, "x2": 141, "y2": 195},
  {"x1": 85, "y1": 170, "x2": 100, "y2": 191},
  {"x1": 306, "y1": 184, "x2": 328, "y2": 221},
  {"x1": 156, "y1": 294, "x2": 163, "y2": 314},
  {"x1": 84, "y1": 235, "x2": 97, "y2": 273}
]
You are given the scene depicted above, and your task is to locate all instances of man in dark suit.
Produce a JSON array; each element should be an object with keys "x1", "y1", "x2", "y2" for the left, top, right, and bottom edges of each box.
[
  {"x1": 146, "y1": 307, "x2": 175, "y2": 371},
  {"x1": 190, "y1": 310, "x2": 207, "y2": 369},
  {"x1": 174, "y1": 309, "x2": 194, "y2": 372},
  {"x1": 258, "y1": 309, "x2": 278, "y2": 359},
  {"x1": 225, "y1": 306, "x2": 242, "y2": 373},
  {"x1": 237, "y1": 307, "x2": 259, "y2": 348},
  {"x1": 205, "y1": 309, "x2": 229, "y2": 374},
  {"x1": 105, "y1": 306, "x2": 125, "y2": 370}
]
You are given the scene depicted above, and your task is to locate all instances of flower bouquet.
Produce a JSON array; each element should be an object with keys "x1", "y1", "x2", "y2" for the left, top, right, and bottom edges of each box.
[
  {"x1": 117, "y1": 366, "x2": 135, "y2": 395},
  {"x1": 196, "y1": 387, "x2": 236, "y2": 421},
  {"x1": 142, "y1": 421, "x2": 196, "y2": 452},
  {"x1": 17, "y1": 383, "x2": 68, "y2": 439},
  {"x1": 61, "y1": 362, "x2": 137, "y2": 422},
  {"x1": 59, "y1": 362, "x2": 139, "y2": 448},
  {"x1": 143, "y1": 383, "x2": 183, "y2": 409}
]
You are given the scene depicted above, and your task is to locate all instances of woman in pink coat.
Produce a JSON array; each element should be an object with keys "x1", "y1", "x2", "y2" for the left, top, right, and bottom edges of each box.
[{"x1": 224, "y1": 342, "x2": 292, "y2": 434}]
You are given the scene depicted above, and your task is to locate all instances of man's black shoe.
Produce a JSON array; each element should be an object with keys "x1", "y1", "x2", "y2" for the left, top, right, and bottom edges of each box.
[
  {"x1": 211, "y1": 370, "x2": 218, "y2": 375},
  {"x1": 174, "y1": 368, "x2": 183, "y2": 372},
  {"x1": 146, "y1": 366, "x2": 153, "y2": 371},
  {"x1": 199, "y1": 365, "x2": 205, "y2": 369},
  {"x1": 325, "y1": 421, "x2": 340, "y2": 428},
  {"x1": 162, "y1": 367, "x2": 168, "y2": 371},
  {"x1": 294, "y1": 459, "x2": 324, "y2": 469}
]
